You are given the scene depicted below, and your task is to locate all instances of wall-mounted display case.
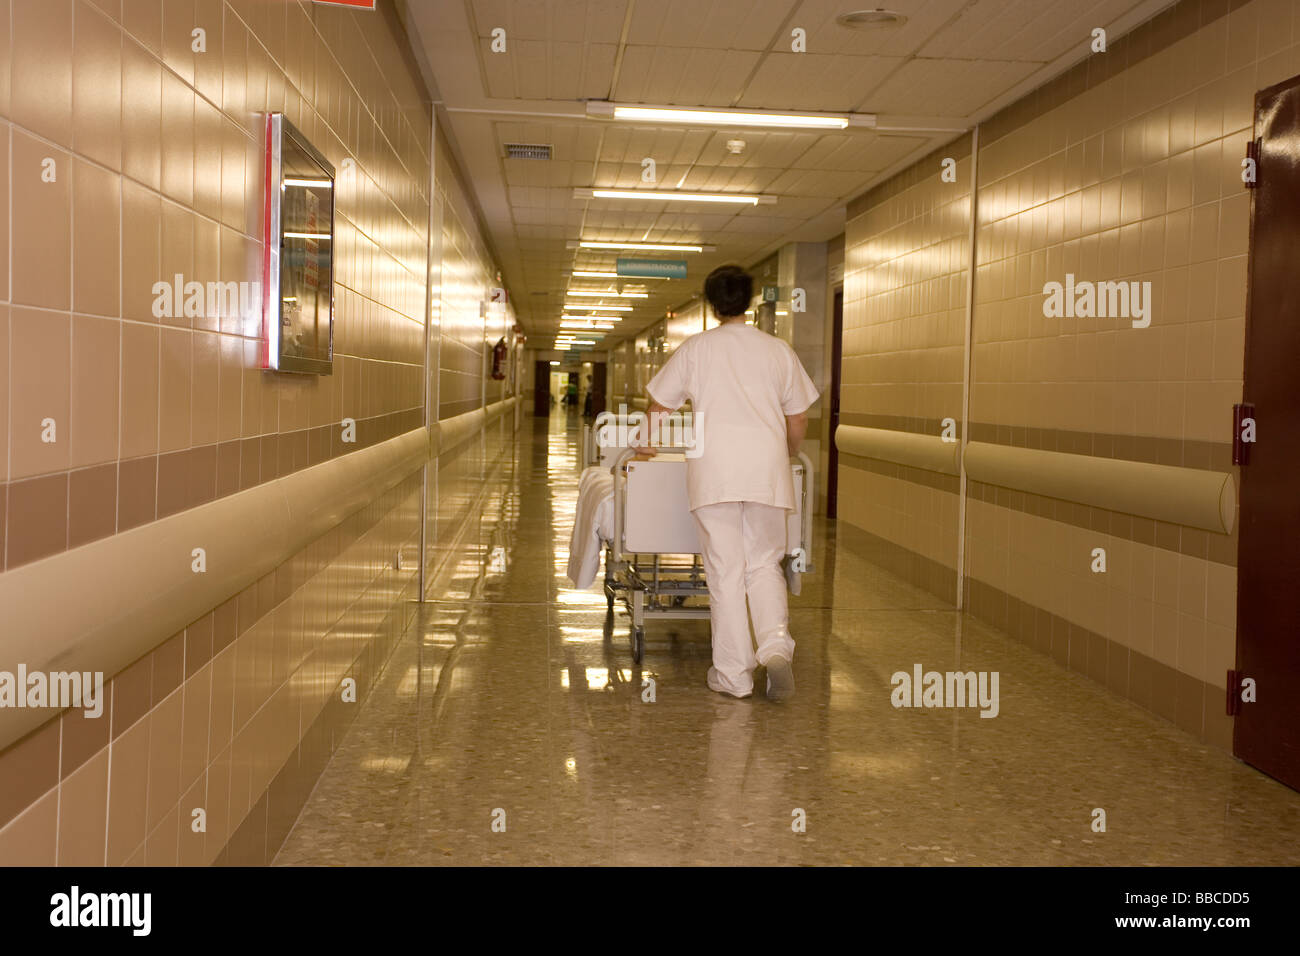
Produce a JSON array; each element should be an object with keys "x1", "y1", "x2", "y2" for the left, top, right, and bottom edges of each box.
[{"x1": 262, "y1": 113, "x2": 335, "y2": 374}]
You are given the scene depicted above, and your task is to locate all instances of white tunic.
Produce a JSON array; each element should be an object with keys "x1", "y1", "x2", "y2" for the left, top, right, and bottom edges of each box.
[{"x1": 646, "y1": 322, "x2": 820, "y2": 512}]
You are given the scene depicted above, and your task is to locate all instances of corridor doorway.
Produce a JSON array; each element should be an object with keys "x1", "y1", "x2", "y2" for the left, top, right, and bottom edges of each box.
[{"x1": 1235, "y1": 71, "x2": 1300, "y2": 791}]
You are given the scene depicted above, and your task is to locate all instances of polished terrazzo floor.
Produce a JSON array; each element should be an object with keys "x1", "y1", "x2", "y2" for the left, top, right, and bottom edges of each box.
[{"x1": 274, "y1": 412, "x2": 1300, "y2": 866}]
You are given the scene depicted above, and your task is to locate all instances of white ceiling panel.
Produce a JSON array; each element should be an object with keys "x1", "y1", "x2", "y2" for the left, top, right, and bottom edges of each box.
[
  {"x1": 736, "y1": 53, "x2": 906, "y2": 111},
  {"x1": 612, "y1": 47, "x2": 761, "y2": 106},
  {"x1": 787, "y1": 0, "x2": 970, "y2": 56},
  {"x1": 919, "y1": 0, "x2": 1144, "y2": 62},
  {"x1": 864, "y1": 57, "x2": 1042, "y2": 116},
  {"x1": 625, "y1": 0, "x2": 794, "y2": 51},
  {"x1": 407, "y1": 0, "x2": 1180, "y2": 334},
  {"x1": 469, "y1": 0, "x2": 630, "y2": 43}
]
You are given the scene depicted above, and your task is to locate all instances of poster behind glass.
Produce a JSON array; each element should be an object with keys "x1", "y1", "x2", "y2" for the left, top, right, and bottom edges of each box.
[{"x1": 265, "y1": 114, "x2": 334, "y2": 374}]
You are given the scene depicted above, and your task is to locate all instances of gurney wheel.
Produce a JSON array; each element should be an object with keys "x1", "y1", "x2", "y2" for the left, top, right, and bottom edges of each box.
[{"x1": 631, "y1": 627, "x2": 644, "y2": 664}]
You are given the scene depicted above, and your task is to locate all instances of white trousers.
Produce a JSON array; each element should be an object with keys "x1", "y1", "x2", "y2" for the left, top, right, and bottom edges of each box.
[{"x1": 691, "y1": 501, "x2": 796, "y2": 696}]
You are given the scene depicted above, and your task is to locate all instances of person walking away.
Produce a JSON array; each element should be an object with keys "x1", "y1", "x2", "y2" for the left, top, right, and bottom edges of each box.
[{"x1": 641, "y1": 265, "x2": 819, "y2": 701}]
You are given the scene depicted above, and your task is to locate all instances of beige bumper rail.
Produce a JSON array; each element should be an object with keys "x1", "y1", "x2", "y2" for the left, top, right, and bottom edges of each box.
[
  {"x1": 834, "y1": 424, "x2": 960, "y2": 475},
  {"x1": 964, "y1": 442, "x2": 1236, "y2": 535},
  {"x1": 0, "y1": 426, "x2": 432, "y2": 750}
]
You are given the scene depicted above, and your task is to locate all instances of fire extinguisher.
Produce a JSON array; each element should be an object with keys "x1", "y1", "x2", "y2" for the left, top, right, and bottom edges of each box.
[{"x1": 491, "y1": 337, "x2": 507, "y2": 380}]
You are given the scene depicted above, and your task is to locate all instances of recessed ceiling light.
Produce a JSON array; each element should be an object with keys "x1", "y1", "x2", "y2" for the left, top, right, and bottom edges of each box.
[
  {"x1": 566, "y1": 289, "x2": 649, "y2": 298},
  {"x1": 576, "y1": 240, "x2": 706, "y2": 252},
  {"x1": 836, "y1": 8, "x2": 908, "y2": 29},
  {"x1": 580, "y1": 188, "x2": 770, "y2": 205},
  {"x1": 587, "y1": 101, "x2": 874, "y2": 130}
]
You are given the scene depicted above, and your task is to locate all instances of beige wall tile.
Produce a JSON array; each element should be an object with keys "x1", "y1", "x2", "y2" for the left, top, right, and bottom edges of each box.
[
  {"x1": 10, "y1": 307, "x2": 71, "y2": 479},
  {"x1": 70, "y1": 313, "x2": 121, "y2": 467},
  {"x1": 120, "y1": 321, "x2": 160, "y2": 459},
  {"x1": 56, "y1": 746, "x2": 109, "y2": 865},
  {"x1": 72, "y1": 0, "x2": 122, "y2": 170},
  {"x1": 12, "y1": 133, "x2": 71, "y2": 310}
]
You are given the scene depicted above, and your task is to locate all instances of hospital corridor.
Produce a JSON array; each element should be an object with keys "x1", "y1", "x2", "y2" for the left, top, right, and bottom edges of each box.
[
  {"x1": 1, "y1": 0, "x2": 1300, "y2": 934},
  {"x1": 272, "y1": 410, "x2": 1300, "y2": 867}
]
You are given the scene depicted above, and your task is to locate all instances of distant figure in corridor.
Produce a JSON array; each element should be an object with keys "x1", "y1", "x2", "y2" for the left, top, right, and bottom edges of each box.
[{"x1": 641, "y1": 265, "x2": 819, "y2": 701}]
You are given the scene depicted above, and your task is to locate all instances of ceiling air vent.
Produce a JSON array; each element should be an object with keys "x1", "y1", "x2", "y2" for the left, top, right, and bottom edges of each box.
[
  {"x1": 836, "y1": 9, "x2": 908, "y2": 29},
  {"x1": 504, "y1": 143, "x2": 553, "y2": 160}
]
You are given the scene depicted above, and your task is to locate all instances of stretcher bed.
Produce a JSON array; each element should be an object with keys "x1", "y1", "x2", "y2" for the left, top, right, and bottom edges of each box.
[{"x1": 574, "y1": 414, "x2": 814, "y2": 663}]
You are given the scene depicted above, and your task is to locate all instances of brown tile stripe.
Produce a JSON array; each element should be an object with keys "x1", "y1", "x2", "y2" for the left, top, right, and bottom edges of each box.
[
  {"x1": 835, "y1": 520, "x2": 1232, "y2": 752},
  {"x1": 0, "y1": 468, "x2": 423, "y2": 833},
  {"x1": 836, "y1": 517, "x2": 958, "y2": 602},
  {"x1": 968, "y1": 478, "x2": 1238, "y2": 566},
  {"x1": 216, "y1": 576, "x2": 420, "y2": 866},
  {"x1": 962, "y1": 575, "x2": 1233, "y2": 751},
  {"x1": 979, "y1": 0, "x2": 1252, "y2": 149},
  {"x1": 836, "y1": 415, "x2": 1237, "y2": 566},
  {"x1": 838, "y1": 451, "x2": 960, "y2": 495},
  {"x1": 0, "y1": 407, "x2": 423, "y2": 573}
]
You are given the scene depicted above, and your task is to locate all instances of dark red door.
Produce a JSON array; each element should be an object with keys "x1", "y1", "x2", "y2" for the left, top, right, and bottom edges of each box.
[
  {"x1": 532, "y1": 361, "x2": 551, "y2": 416},
  {"x1": 826, "y1": 289, "x2": 843, "y2": 519},
  {"x1": 590, "y1": 362, "x2": 607, "y2": 417},
  {"x1": 1235, "y1": 73, "x2": 1300, "y2": 791}
]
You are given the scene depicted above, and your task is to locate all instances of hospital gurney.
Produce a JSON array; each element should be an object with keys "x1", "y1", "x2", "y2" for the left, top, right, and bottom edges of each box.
[{"x1": 602, "y1": 446, "x2": 815, "y2": 664}]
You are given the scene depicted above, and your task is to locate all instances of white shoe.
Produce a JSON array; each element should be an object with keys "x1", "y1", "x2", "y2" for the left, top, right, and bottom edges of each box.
[
  {"x1": 765, "y1": 656, "x2": 794, "y2": 702},
  {"x1": 707, "y1": 667, "x2": 752, "y2": 699}
]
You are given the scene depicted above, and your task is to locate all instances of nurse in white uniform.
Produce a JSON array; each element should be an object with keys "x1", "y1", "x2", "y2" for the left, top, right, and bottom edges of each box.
[{"x1": 642, "y1": 265, "x2": 820, "y2": 701}]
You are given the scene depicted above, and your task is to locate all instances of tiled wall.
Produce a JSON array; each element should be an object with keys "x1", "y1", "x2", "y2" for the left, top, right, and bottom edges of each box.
[
  {"x1": 840, "y1": 135, "x2": 972, "y2": 594},
  {"x1": 0, "y1": 0, "x2": 430, "y2": 572},
  {"x1": 0, "y1": 0, "x2": 515, "y2": 864},
  {"x1": 837, "y1": 0, "x2": 1294, "y2": 747},
  {"x1": 436, "y1": 135, "x2": 512, "y2": 421}
]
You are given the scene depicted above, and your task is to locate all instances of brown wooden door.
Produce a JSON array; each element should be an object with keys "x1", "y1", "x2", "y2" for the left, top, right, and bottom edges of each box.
[
  {"x1": 826, "y1": 289, "x2": 844, "y2": 519},
  {"x1": 590, "y1": 362, "x2": 607, "y2": 417},
  {"x1": 1235, "y1": 73, "x2": 1300, "y2": 791},
  {"x1": 533, "y1": 361, "x2": 551, "y2": 416}
]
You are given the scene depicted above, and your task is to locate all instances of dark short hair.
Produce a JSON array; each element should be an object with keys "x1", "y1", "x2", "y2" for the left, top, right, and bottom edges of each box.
[{"x1": 703, "y1": 265, "x2": 753, "y2": 318}]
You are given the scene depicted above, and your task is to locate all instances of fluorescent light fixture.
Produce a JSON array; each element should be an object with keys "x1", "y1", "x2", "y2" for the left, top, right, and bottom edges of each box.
[
  {"x1": 561, "y1": 323, "x2": 615, "y2": 331},
  {"x1": 561, "y1": 314, "x2": 622, "y2": 322},
  {"x1": 564, "y1": 302, "x2": 634, "y2": 311},
  {"x1": 586, "y1": 100, "x2": 875, "y2": 130},
  {"x1": 566, "y1": 289, "x2": 648, "y2": 298},
  {"x1": 579, "y1": 188, "x2": 771, "y2": 205},
  {"x1": 572, "y1": 270, "x2": 668, "y2": 280},
  {"x1": 283, "y1": 232, "x2": 332, "y2": 240},
  {"x1": 283, "y1": 178, "x2": 333, "y2": 188},
  {"x1": 576, "y1": 240, "x2": 706, "y2": 252},
  {"x1": 549, "y1": 361, "x2": 560, "y2": 365}
]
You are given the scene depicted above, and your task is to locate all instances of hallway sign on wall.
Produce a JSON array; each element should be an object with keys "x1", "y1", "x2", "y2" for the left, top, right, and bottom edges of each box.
[{"x1": 616, "y1": 258, "x2": 687, "y2": 279}]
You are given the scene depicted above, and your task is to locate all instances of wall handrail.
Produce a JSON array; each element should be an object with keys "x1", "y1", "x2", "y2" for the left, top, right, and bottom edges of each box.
[
  {"x1": 963, "y1": 441, "x2": 1235, "y2": 535},
  {"x1": 0, "y1": 426, "x2": 432, "y2": 751},
  {"x1": 834, "y1": 423, "x2": 960, "y2": 476}
]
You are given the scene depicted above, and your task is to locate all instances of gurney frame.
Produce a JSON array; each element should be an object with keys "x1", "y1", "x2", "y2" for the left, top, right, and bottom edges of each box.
[{"x1": 604, "y1": 446, "x2": 815, "y2": 664}]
